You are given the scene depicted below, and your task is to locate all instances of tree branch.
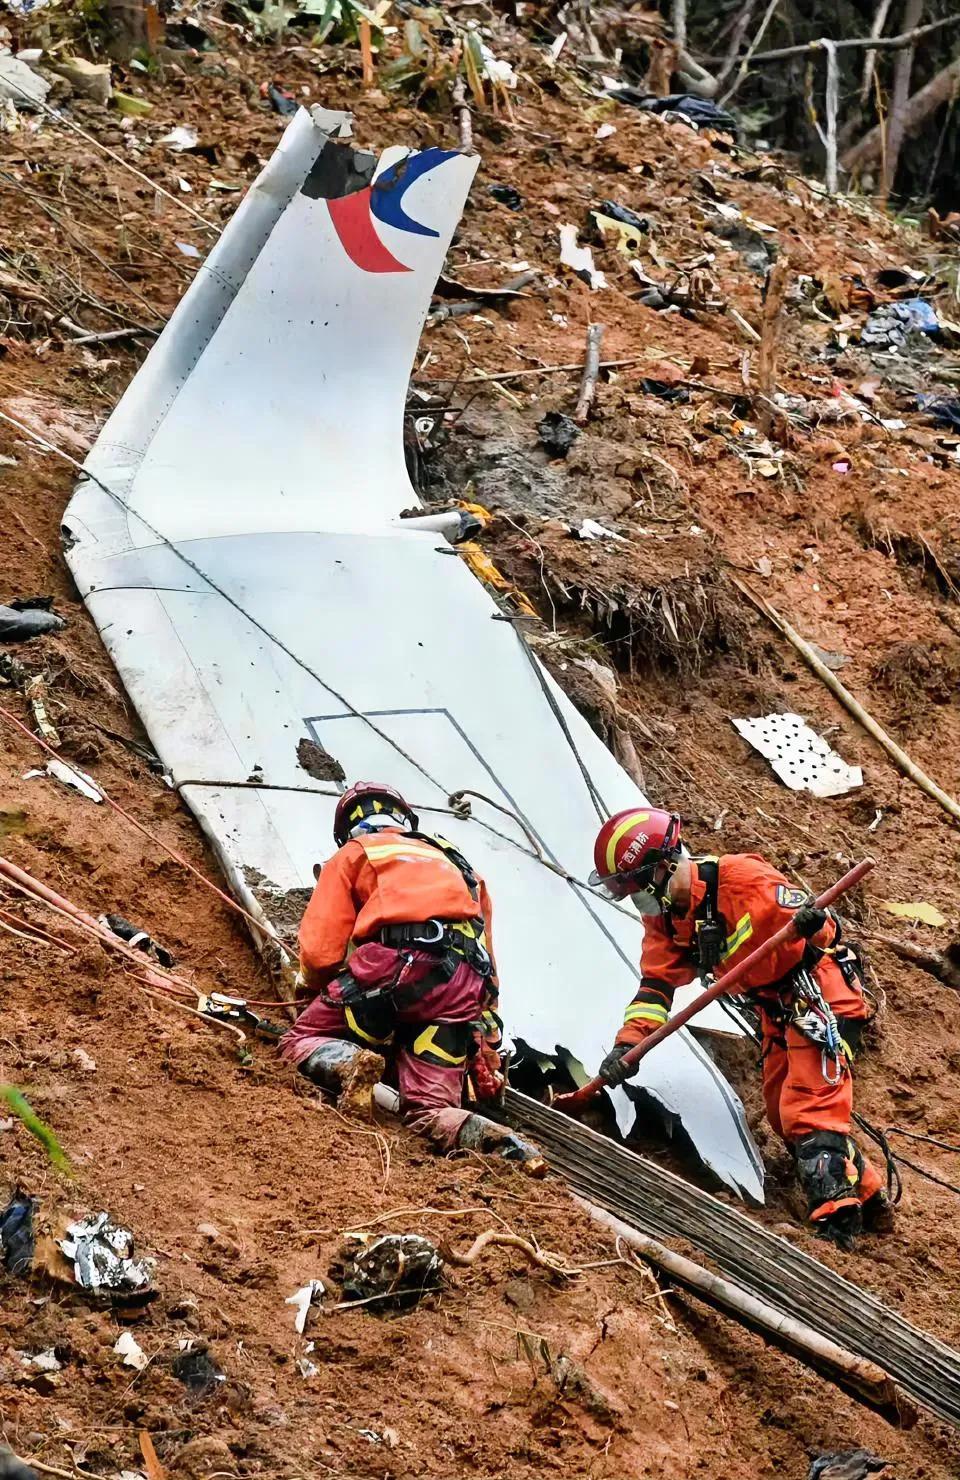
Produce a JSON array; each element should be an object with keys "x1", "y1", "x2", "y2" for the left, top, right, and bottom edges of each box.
[
  {"x1": 860, "y1": 0, "x2": 894, "y2": 103},
  {"x1": 841, "y1": 54, "x2": 960, "y2": 173},
  {"x1": 749, "y1": 10, "x2": 960, "y2": 62},
  {"x1": 719, "y1": 0, "x2": 781, "y2": 105}
]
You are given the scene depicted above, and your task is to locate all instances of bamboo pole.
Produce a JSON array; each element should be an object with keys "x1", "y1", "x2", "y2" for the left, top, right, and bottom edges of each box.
[
  {"x1": 579, "y1": 1200, "x2": 916, "y2": 1423},
  {"x1": 732, "y1": 578, "x2": 960, "y2": 827}
]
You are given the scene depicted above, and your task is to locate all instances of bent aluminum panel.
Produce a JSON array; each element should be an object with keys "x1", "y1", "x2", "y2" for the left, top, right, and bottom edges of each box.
[{"x1": 64, "y1": 108, "x2": 764, "y2": 1202}]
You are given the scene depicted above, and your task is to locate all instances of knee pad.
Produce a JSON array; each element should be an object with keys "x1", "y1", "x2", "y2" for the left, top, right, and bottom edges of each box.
[
  {"x1": 397, "y1": 1021, "x2": 471, "y2": 1069},
  {"x1": 794, "y1": 1129, "x2": 862, "y2": 1216},
  {"x1": 298, "y1": 1040, "x2": 367, "y2": 1093}
]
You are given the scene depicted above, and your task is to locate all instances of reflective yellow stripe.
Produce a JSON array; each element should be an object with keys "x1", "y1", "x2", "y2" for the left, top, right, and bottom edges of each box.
[
  {"x1": 722, "y1": 912, "x2": 753, "y2": 960},
  {"x1": 624, "y1": 1004, "x2": 668, "y2": 1024},
  {"x1": 604, "y1": 811, "x2": 652, "y2": 875},
  {"x1": 412, "y1": 1025, "x2": 466, "y2": 1065},
  {"x1": 362, "y1": 842, "x2": 456, "y2": 866},
  {"x1": 344, "y1": 1006, "x2": 392, "y2": 1046}
]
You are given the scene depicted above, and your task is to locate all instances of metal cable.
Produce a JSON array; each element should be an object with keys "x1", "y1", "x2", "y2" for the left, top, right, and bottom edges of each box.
[
  {"x1": 513, "y1": 625, "x2": 610, "y2": 822},
  {"x1": 0, "y1": 410, "x2": 639, "y2": 922}
]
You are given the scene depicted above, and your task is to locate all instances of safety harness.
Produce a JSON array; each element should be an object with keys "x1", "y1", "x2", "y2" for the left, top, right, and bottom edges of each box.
[
  {"x1": 333, "y1": 831, "x2": 494, "y2": 1014},
  {"x1": 684, "y1": 858, "x2": 867, "y2": 1084}
]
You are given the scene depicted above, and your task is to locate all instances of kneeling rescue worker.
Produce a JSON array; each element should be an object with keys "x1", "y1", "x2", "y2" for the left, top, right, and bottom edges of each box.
[
  {"x1": 281, "y1": 781, "x2": 544, "y2": 1172},
  {"x1": 590, "y1": 808, "x2": 892, "y2": 1248}
]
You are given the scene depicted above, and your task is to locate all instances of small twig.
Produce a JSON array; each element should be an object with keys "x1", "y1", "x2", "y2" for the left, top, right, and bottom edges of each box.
[
  {"x1": 720, "y1": 0, "x2": 781, "y2": 104},
  {"x1": 415, "y1": 354, "x2": 649, "y2": 385},
  {"x1": 65, "y1": 325, "x2": 152, "y2": 347},
  {"x1": 574, "y1": 323, "x2": 605, "y2": 425},
  {"x1": 324, "y1": 1286, "x2": 443, "y2": 1313},
  {"x1": 302, "y1": 1205, "x2": 493, "y2": 1236},
  {"x1": 751, "y1": 11, "x2": 960, "y2": 62},
  {"x1": 24, "y1": 1459, "x2": 87, "y2": 1480},
  {"x1": 452, "y1": 76, "x2": 475, "y2": 154},
  {"x1": 304, "y1": 1097, "x2": 392, "y2": 1191},
  {"x1": 727, "y1": 306, "x2": 761, "y2": 343},
  {"x1": 441, "y1": 1229, "x2": 581, "y2": 1277}
]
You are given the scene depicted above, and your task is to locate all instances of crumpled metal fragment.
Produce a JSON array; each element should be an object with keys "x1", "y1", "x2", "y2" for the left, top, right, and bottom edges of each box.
[
  {"x1": 57, "y1": 1211, "x2": 154, "y2": 1294},
  {"x1": 333, "y1": 1232, "x2": 444, "y2": 1309}
]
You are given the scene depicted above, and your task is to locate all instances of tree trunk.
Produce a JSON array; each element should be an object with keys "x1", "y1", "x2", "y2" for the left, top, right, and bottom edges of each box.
[
  {"x1": 842, "y1": 53, "x2": 960, "y2": 175},
  {"x1": 672, "y1": 0, "x2": 687, "y2": 53},
  {"x1": 860, "y1": 0, "x2": 894, "y2": 102},
  {"x1": 880, "y1": 0, "x2": 924, "y2": 197},
  {"x1": 105, "y1": 0, "x2": 163, "y2": 57}
]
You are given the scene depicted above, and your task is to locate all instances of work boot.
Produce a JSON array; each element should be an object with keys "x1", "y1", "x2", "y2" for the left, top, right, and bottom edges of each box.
[
  {"x1": 861, "y1": 1188, "x2": 896, "y2": 1235},
  {"x1": 813, "y1": 1202, "x2": 862, "y2": 1251},
  {"x1": 298, "y1": 1042, "x2": 386, "y2": 1117},
  {"x1": 457, "y1": 1113, "x2": 547, "y2": 1177}
]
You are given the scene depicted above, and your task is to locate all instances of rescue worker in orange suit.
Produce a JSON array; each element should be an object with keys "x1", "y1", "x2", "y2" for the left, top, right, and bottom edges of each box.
[
  {"x1": 589, "y1": 807, "x2": 891, "y2": 1248},
  {"x1": 280, "y1": 781, "x2": 543, "y2": 1171}
]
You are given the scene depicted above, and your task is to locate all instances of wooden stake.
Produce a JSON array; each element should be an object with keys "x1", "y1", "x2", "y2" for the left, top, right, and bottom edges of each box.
[
  {"x1": 732, "y1": 578, "x2": 960, "y2": 827},
  {"x1": 756, "y1": 260, "x2": 789, "y2": 426},
  {"x1": 359, "y1": 18, "x2": 375, "y2": 89},
  {"x1": 574, "y1": 323, "x2": 605, "y2": 425},
  {"x1": 452, "y1": 76, "x2": 474, "y2": 154}
]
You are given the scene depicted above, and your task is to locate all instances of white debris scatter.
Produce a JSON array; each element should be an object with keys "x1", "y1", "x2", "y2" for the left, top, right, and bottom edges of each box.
[
  {"x1": 160, "y1": 124, "x2": 198, "y2": 152},
  {"x1": 731, "y1": 713, "x2": 862, "y2": 797},
  {"x1": 573, "y1": 519, "x2": 626, "y2": 542},
  {"x1": 558, "y1": 225, "x2": 606, "y2": 292},
  {"x1": 285, "y1": 1278, "x2": 326, "y2": 1334},
  {"x1": 114, "y1": 1331, "x2": 148, "y2": 1371},
  {"x1": 58, "y1": 1211, "x2": 154, "y2": 1294},
  {"x1": 26, "y1": 760, "x2": 104, "y2": 802},
  {"x1": 72, "y1": 1048, "x2": 97, "y2": 1072}
]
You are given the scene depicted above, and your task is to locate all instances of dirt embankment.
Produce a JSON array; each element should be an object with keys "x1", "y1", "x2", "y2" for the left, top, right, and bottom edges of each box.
[{"x1": 3, "y1": 17, "x2": 960, "y2": 1479}]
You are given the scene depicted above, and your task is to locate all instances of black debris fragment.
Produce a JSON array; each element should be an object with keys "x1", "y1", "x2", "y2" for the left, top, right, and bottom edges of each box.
[
  {"x1": 808, "y1": 1451, "x2": 890, "y2": 1480},
  {"x1": 0, "y1": 1191, "x2": 36, "y2": 1277},
  {"x1": 172, "y1": 1346, "x2": 226, "y2": 1396},
  {"x1": 610, "y1": 88, "x2": 738, "y2": 136},
  {"x1": 332, "y1": 1232, "x2": 444, "y2": 1310},
  {"x1": 99, "y1": 914, "x2": 175, "y2": 969},
  {"x1": 0, "y1": 600, "x2": 65, "y2": 642},
  {"x1": 537, "y1": 411, "x2": 580, "y2": 458},
  {"x1": 489, "y1": 183, "x2": 523, "y2": 210}
]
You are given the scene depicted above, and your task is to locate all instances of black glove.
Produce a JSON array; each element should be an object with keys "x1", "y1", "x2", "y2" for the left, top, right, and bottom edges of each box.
[
  {"x1": 793, "y1": 901, "x2": 828, "y2": 939},
  {"x1": 599, "y1": 1043, "x2": 640, "y2": 1087}
]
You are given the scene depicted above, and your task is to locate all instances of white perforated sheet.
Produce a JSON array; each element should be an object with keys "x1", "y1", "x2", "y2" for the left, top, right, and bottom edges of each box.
[{"x1": 732, "y1": 712, "x2": 862, "y2": 797}]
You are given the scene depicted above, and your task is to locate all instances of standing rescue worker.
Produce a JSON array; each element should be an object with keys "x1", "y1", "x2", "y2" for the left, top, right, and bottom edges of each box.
[
  {"x1": 589, "y1": 807, "x2": 891, "y2": 1248},
  {"x1": 281, "y1": 781, "x2": 543, "y2": 1171}
]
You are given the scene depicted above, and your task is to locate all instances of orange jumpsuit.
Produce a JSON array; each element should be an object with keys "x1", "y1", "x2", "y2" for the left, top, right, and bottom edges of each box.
[
  {"x1": 281, "y1": 829, "x2": 499, "y2": 1142},
  {"x1": 615, "y1": 853, "x2": 882, "y2": 1207},
  {"x1": 296, "y1": 829, "x2": 497, "y2": 996}
]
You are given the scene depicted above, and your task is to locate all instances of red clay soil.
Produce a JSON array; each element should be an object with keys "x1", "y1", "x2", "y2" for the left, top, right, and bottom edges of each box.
[{"x1": 3, "y1": 15, "x2": 960, "y2": 1479}]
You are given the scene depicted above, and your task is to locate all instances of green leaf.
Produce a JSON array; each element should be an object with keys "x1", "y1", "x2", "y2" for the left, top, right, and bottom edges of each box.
[{"x1": 0, "y1": 1085, "x2": 72, "y2": 1175}]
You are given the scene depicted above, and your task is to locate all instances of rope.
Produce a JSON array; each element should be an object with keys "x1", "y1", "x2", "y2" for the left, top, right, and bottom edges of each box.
[
  {"x1": 0, "y1": 700, "x2": 283, "y2": 942},
  {"x1": 853, "y1": 1112, "x2": 903, "y2": 1204},
  {"x1": 514, "y1": 626, "x2": 610, "y2": 822}
]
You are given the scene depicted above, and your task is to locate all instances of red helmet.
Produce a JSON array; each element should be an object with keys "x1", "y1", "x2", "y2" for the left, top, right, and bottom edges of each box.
[
  {"x1": 333, "y1": 782, "x2": 419, "y2": 847},
  {"x1": 589, "y1": 808, "x2": 682, "y2": 901}
]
